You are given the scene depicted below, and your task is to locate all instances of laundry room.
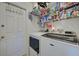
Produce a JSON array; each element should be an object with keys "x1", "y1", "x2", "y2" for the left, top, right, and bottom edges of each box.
[{"x1": 0, "y1": 1, "x2": 79, "y2": 56}]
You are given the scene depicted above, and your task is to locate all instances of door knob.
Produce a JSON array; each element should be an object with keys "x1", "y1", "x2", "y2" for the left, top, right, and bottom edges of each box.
[
  {"x1": 1, "y1": 36, "x2": 4, "y2": 39},
  {"x1": 1, "y1": 25, "x2": 5, "y2": 27}
]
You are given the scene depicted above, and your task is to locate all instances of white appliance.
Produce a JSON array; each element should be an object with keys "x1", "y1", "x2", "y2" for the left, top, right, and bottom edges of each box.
[{"x1": 29, "y1": 32, "x2": 79, "y2": 56}]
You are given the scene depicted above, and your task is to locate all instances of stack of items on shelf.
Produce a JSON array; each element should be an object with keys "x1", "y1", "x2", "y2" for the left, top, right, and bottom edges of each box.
[
  {"x1": 52, "y1": 2, "x2": 79, "y2": 21},
  {"x1": 31, "y1": 2, "x2": 51, "y2": 28},
  {"x1": 30, "y1": 2, "x2": 79, "y2": 30},
  {"x1": 59, "y1": 2, "x2": 79, "y2": 20}
]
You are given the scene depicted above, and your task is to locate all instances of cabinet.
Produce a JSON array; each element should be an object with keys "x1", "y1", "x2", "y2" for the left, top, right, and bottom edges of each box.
[
  {"x1": 0, "y1": 3, "x2": 27, "y2": 56},
  {"x1": 40, "y1": 38, "x2": 79, "y2": 56}
]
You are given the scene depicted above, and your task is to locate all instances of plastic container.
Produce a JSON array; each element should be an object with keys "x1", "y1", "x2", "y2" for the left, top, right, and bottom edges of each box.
[
  {"x1": 72, "y1": 10, "x2": 77, "y2": 17},
  {"x1": 77, "y1": 11, "x2": 79, "y2": 16}
]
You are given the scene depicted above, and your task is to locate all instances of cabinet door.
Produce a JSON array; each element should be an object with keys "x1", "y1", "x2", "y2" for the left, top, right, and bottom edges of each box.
[
  {"x1": 0, "y1": 3, "x2": 7, "y2": 56},
  {"x1": 40, "y1": 38, "x2": 64, "y2": 56},
  {"x1": 40, "y1": 38, "x2": 79, "y2": 56}
]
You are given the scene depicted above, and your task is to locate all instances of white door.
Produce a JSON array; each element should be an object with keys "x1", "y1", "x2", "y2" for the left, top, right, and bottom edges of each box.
[
  {"x1": 0, "y1": 3, "x2": 7, "y2": 56},
  {"x1": 0, "y1": 2, "x2": 27, "y2": 56}
]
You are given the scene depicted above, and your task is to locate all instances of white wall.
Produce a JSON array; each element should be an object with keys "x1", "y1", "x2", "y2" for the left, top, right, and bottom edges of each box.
[{"x1": 53, "y1": 17, "x2": 79, "y2": 39}]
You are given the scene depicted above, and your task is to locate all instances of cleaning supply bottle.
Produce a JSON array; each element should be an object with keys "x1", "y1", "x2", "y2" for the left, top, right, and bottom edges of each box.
[
  {"x1": 77, "y1": 11, "x2": 79, "y2": 16},
  {"x1": 72, "y1": 10, "x2": 77, "y2": 17}
]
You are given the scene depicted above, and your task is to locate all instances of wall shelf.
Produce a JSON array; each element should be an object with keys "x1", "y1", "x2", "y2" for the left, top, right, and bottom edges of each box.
[
  {"x1": 53, "y1": 16, "x2": 79, "y2": 22},
  {"x1": 60, "y1": 3, "x2": 79, "y2": 11}
]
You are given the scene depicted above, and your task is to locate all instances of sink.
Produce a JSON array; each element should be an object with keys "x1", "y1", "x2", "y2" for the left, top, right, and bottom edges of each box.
[
  {"x1": 42, "y1": 33, "x2": 76, "y2": 37},
  {"x1": 42, "y1": 33, "x2": 78, "y2": 43}
]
